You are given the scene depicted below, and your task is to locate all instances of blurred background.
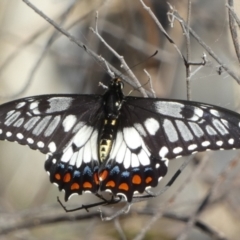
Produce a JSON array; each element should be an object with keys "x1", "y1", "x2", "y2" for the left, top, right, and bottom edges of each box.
[{"x1": 0, "y1": 0, "x2": 240, "y2": 239}]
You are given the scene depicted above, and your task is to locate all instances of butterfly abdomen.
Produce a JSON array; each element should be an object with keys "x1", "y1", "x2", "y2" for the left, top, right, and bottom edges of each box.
[
  {"x1": 99, "y1": 119, "x2": 117, "y2": 162},
  {"x1": 99, "y1": 78, "x2": 124, "y2": 162}
]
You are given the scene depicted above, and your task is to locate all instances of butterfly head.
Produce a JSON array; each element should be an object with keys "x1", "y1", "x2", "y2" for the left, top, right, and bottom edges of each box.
[{"x1": 110, "y1": 78, "x2": 124, "y2": 91}]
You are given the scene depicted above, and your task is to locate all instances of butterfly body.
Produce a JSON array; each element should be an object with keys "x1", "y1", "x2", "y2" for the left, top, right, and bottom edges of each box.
[{"x1": 0, "y1": 78, "x2": 240, "y2": 202}]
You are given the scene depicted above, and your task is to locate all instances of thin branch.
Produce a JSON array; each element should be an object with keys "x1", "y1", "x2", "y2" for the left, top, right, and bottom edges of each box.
[
  {"x1": 168, "y1": 8, "x2": 240, "y2": 84},
  {"x1": 185, "y1": 0, "x2": 192, "y2": 100},
  {"x1": 22, "y1": 0, "x2": 149, "y2": 94},
  {"x1": 90, "y1": 11, "x2": 147, "y2": 97},
  {"x1": 226, "y1": 1, "x2": 240, "y2": 63},
  {"x1": 139, "y1": 0, "x2": 187, "y2": 65},
  {"x1": 0, "y1": 206, "x2": 228, "y2": 240}
]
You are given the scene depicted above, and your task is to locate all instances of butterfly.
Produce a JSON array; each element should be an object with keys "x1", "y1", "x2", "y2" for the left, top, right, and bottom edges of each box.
[{"x1": 0, "y1": 77, "x2": 240, "y2": 203}]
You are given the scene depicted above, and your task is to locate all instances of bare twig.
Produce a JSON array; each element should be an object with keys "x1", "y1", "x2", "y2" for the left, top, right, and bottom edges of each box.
[
  {"x1": 22, "y1": 0, "x2": 148, "y2": 94},
  {"x1": 226, "y1": 1, "x2": 240, "y2": 63},
  {"x1": 144, "y1": 69, "x2": 156, "y2": 97},
  {"x1": 185, "y1": 0, "x2": 192, "y2": 100},
  {"x1": 168, "y1": 8, "x2": 240, "y2": 84},
  {"x1": 140, "y1": 0, "x2": 186, "y2": 65},
  {"x1": 90, "y1": 11, "x2": 147, "y2": 97}
]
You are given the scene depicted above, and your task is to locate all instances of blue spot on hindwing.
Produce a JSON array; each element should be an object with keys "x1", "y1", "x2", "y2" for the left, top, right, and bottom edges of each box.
[{"x1": 83, "y1": 166, "x2": 93, "y2": 176}]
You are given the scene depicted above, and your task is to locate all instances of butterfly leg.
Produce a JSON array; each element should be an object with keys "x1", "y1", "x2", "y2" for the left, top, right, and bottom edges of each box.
[
  {"x1": 100, "y1": 202, "x2": 132, "y2": 221},
  {"x1": 57, "y1": 194, "x2": 122, "y2": 213}
]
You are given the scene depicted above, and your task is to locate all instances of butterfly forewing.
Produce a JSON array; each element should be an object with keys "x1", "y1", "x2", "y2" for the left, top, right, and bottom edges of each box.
[
  {"x1": 126, "y1": 97, "x2": 240, "y2": 158},
  {"x1": 0, "y1": 95, "x2": 102, "y2": 153}
]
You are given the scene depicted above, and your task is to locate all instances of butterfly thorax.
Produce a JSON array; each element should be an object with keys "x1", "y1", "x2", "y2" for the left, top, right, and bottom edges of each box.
[{"x1": 98, "y1": 78, "x2": 124, "y2": 162}]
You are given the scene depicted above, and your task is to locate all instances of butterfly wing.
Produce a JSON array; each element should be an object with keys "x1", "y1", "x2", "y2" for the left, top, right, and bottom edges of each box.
[
  {"x1": 0, "y1": 94, "x2": 104, "y2": 200},
  {"x1": 99, "y1": 97, "x2": 240, "y2": 201}
]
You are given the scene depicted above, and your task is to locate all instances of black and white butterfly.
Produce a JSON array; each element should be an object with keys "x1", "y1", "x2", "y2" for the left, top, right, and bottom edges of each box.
[{"x1": 0, "y1": 77, "x2": 240, "y2": 202}]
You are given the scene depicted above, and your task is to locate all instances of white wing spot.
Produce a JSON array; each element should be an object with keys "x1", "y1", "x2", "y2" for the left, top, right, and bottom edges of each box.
[
  {"x1": 62, "y1": 115, "x2": 77, "y2": 132},
  {"x1": 216, "y1": 140, "x2": 223, "y2": 146},
  {"x1": 210, "y1": 109, "x2": 220, "y2": 117},
  {"x1": 154, "y1": 101, "x2": 184, "y2": 118},
  {"x1": 175, "y1": 120, "x2": 193, "y2": 141},
  {"x1": 44, "y1": 115, "x2": 61, "y2": 137},
  {"x1": 159, "y1": 146, "x2": 169, "y2": 158},
  {"x1": 163, "y1": 119, "x2": 178, "y2": 142},
  {"x1": 228, "y1": 138, "x2": 234, "y2": 145},
  {"x1": 30, "y1": 101, "x2": 39, "y2": 109},
  {"x1": 202, "y1": 141, "x2": 210, "y2": 147},
  {"x1": 206, "y1": 125, "x2": 217, "y2": 135},
  {"x1": 32, "y1": 116, "x2": 52, "y2": 136},
  {"x1": 189, "y1": 122, "x2": 204, "y2": 138},
  {"x1": 158, "y1": 176, "x2": 163, "y2": 182},
  {"x1": 27, "y1": 138, "x2": 34, "y2": 144},
  {"x1": 131, "y1": 154, "x2": 140, "y2": 167},
  {"x1": 0, "y1": 129, "x2": 2, "y2": 134},
  {"x1": 76, "y1": 148, "x2": 83, "y2": 168},
  {"x1": 17, "y1": 133, "x2": 24, "y2": 139},
  {"x1": 37, "y1": 141, "x2": 44, "y2": 148},
  {"x1": 144, "y1": 118, "x2": 160, "y2": 135},
  {"x1": 52, "y1": 158, "x2": 57, "y2": 164},
  {"x1": 13, "y1": 118, "x2": 24, "y2": 127},
  {"x1": 4, "y1": 112, "x2": 21, "y2": 126},
  {"x1": 6, "y1": 110, "x2": 15, "y2": 118},
  {"x1": 134, "y1": 123, "x2": 147, "y2": 137},
  {"x1": 69, "y1": 152, "x2": 78, "y2": 166},
  {"x1": 6, "y1": 132, "x2": 12, "y2": 137},
  {"x1": 156, "y1": 163, "x2": 160, "y2": 168},
  {"x1": 123, "y1": 127, "x2": 141, "y2": 149},
  {"x1": 124, "y1": 148, "x2": 131, "y2": 169},
  {"x1": 173, "y1": 147, "x2": 183, "y2": 154},
  {"x1": 46, "y1": 97, "x2": 73, "y2": 113},
  {"x1": 138, "y1": 149, "x2": 150, "y2": 166},
  {"x1": 188, "y1": 144, "x2": 197, "y2": 151},
  {"x1": 213, "y1": 119, "x2": 228, "y2": 135},
  {"x1": 221, "y1": 119, "x2": 229, "y2": 128},
  {"x1": 24, "y1": 116, "x2": 40, "y2": 131},
  {"x1": 16, "y1": 102, "x2": 26, "y2": 109},
  {"x1": 48, "y1": 142, "x2": 57, "y2": 153},
  {"x1": 72, "y1": 121, "x2": 85, "y2": 133},
  {"x1": 62, "y1": 147, "x2": 73, "y2": 163},
  {"x1": 110, "y1": 131, "x2": 123, "y2": 159},
  {"x1": 73, "y1": 125, "x2": 93, "y2": 148}
]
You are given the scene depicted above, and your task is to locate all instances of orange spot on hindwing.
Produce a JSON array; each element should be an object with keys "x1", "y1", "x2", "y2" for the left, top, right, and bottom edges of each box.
[
  {"x1": 71, "y1": 183, "x2": 80, "y2": 190},
  {"x1": 63, "y1": 173, "x2": 71, "y2": 183},
  {"x1": 119, "y1": 183, "x2": 129, "y2": 191},
  {"x1": 106, "y1": 180, "x2": 115, "y2": 188},
  {"x1": 99, "y1": 170, "x2": 108, "y2": 181},
  {"x1": 55, "y1": 173, "x2": 61, "y2": 180},
  {"x1": 132, "y1": 175, "x2": 141, "y2": 184},
  {"x1": 145, "y1": 177, "x2": 152, "y2": 184},
  {"x1": 94, "y1": 173, "x2": 99, "y2": 185},
  {"x1": 83, "y1": 182, "x2": 92, "y2": 189}
]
